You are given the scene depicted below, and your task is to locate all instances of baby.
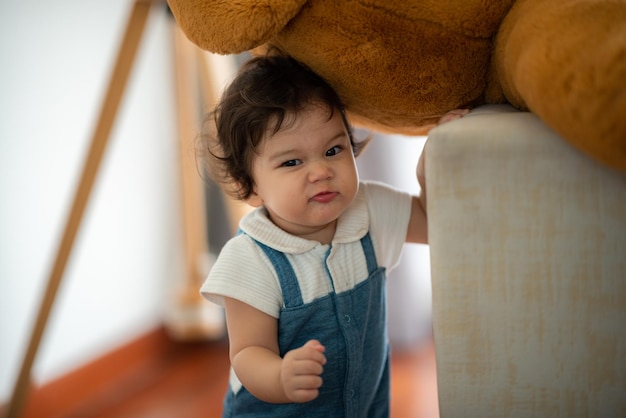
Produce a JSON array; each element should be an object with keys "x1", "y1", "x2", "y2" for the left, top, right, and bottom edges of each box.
[{"x1": 199, "y1": 53, "x2": 467, "y2": 417}]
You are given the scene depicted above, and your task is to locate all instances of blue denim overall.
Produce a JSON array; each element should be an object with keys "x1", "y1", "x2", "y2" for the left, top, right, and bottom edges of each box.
[{"x1": 222, "y1": 232, "x2": 390, "y2": 418}]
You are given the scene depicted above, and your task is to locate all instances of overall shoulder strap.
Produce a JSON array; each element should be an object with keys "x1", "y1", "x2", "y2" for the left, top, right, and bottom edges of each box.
[
  {"x1": 246, "y1": 235, "x2": 304, "y2": 308},
  {"x1": 360, "y1": 232, "x2": 379, "y2": 275}
]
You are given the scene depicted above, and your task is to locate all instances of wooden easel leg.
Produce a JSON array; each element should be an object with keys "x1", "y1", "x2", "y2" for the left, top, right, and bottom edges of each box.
[{"x1": 4, "y1": 2, "x2": 152, "y2": 417}]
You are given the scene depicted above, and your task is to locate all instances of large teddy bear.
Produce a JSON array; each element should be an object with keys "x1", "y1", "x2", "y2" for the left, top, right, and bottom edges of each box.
[{"x1": 167, "y1": 0, "x2": 626, "y2": 174}]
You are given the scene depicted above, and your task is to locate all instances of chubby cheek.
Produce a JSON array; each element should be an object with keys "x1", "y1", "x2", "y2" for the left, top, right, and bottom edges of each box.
[
  {"x1": 264, "y1": 179, "x2": 306, "y2": 212},
  {"x1": 338, "y1": 164, "x2": 359, "y2": 196}
]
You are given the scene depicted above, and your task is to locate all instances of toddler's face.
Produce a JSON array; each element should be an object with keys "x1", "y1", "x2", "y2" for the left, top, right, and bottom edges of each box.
[{"x1": 246, "y1": 104, "x2": 359, "y2": 243}]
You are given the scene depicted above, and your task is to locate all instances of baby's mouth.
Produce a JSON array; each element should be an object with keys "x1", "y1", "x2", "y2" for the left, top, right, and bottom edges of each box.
[{"x1": 310, "y1": 191, "x2": 338, "y2": 203}]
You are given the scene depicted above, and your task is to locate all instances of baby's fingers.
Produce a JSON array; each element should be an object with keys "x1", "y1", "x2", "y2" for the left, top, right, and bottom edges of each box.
[
  {"x1": 288, "y1": 377, "x2": 323, "y2": 403},
  {"x1": 301, "y1": 340, "x2": 327, "y2": 365},
  {"x1": 281, "y1": 356, "x2": 324, "y2": 402},
  {"x1": 438, "y1": 108, "x2": 470, "y2": 125}
]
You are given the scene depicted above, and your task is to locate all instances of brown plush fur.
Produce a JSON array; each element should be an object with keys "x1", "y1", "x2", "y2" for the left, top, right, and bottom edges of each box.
[{"x1": 168, "y1": 0, "x2": 626, "y2": 173}]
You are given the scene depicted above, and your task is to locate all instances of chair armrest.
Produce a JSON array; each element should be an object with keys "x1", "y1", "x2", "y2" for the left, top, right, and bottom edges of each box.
[{"x1": 425, "y1": 105, "x2": 626, "y2": 417}]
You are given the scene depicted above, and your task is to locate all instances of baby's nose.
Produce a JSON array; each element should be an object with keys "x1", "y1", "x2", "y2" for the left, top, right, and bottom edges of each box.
[{"x1": 308, "y1": 161, "x2": 333, "y2": 182}]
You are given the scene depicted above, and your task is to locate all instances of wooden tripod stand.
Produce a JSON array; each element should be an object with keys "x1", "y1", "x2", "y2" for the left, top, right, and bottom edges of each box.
[{"x1": 4, "y1": 2, "x2": 245, "y2": 416}]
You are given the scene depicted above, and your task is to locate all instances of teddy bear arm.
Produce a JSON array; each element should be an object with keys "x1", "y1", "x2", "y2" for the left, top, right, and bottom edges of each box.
[
  {"x1": 495, "y1": 0, "x2": 626, "y2": 173},
  {"x1": 168, "y1": 0, "x2": 308, "y2": 54}
]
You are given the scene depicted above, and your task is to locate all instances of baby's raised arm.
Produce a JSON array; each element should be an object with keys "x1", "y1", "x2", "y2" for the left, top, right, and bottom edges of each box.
[
  {"x1": 223, "y1": 297, "x2": 327, "y2": 403},
  {"x1": 406, "y1": 108, "x2": 470, "y2": 244}
]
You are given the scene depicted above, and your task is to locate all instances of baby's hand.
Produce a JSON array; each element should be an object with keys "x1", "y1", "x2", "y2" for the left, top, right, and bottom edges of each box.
[
  {"x1": 437, "y1": 108, "x2": 470, "y2": 125},
  {"x1": 280, "y1": 339, "x2": 326, "y2": 403}
]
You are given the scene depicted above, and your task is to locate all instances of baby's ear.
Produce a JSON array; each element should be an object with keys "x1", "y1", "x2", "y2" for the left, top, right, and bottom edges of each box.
[{"x1": 244, "y1": 189, "x2": 264, "y2": 208}]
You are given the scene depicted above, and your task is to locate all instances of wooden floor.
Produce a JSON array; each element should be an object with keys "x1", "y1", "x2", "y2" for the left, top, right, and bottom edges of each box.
[{"x1": 14, "y1": 329, "x2": 439, "y2": 418}]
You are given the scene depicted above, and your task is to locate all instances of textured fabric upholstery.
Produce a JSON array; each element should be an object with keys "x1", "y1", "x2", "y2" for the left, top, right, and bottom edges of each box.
[{"x1": 426, "y1": 105, "x2": 626, "y2": 417}]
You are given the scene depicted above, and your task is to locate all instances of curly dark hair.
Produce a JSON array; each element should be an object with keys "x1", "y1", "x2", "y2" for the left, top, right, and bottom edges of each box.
[{"x1": 200, "y1": 53, "x2": 367, "y2": 200}]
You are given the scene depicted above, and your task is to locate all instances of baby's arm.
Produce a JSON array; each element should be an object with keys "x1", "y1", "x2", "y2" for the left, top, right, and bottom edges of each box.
[
  {"x1": 405, "y1": 193, "x2": 428, "y2": 244},
  {"x1": 223, "y1": 297, "x2": 326, "y2": 403},
  {"x1": 405, "y1": 109, "x2": 470, "y2": 244}
]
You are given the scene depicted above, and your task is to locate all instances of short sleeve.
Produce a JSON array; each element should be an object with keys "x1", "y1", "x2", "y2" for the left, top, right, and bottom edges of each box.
[{"x1": 200, "y1": 234, "x2": 283, "y2": 318}]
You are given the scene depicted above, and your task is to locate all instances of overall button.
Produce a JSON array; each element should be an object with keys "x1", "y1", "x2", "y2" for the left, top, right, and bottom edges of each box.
[{"x1": 344, "y1": 315, "x2": 351, "y2": 322}]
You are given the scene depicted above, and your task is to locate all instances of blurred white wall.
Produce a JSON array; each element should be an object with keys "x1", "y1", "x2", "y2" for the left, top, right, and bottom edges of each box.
[{"x1": 0, "y1": 0, "x2": 183, "y2": 402}]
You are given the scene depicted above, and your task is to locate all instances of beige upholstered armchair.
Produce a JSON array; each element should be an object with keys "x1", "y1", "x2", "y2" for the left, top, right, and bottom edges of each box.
[{"x1": 425, "y1": 105, "x2": 626, "y2": 417}]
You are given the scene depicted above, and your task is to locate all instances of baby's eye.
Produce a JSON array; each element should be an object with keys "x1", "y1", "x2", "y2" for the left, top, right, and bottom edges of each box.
[
  {"x1": 326, "y1": 145, "x2": 343, "y2": 156},
  {"x1": 282, "y1": 159, "x2": 301, "y2": 167}
]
